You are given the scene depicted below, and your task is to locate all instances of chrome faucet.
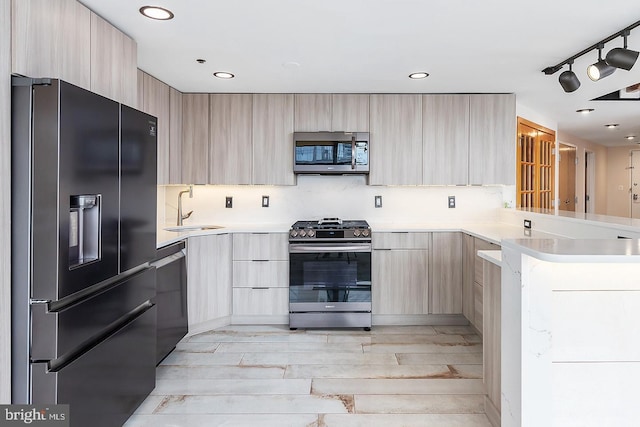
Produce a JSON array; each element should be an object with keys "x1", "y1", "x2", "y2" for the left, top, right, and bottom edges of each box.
[{"x1": 177, "y1": 185, "x2": 193, "y2": 226}]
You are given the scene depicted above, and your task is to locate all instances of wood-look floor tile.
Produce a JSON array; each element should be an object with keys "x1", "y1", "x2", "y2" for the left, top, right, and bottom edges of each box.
[
  {"x1": 434, "y1": 325, "x2": 477, "y2": 335},
  {"x1": 150, "y1": 378, "x2": 311, "y2": 395},
  {"x1": 284, "y1": 364, "x2": 451, "y2": 379},
  {"x1": 320, "y1": 413, "x2": 492, "y2": 427},
  {"x1": 241, "y1": 351, "x2": 397, "y2": 366},
  {"x1": 354, "y1": 394, "x2": 485, "y2": 414},
  {"x1": 159, "y1": 351, "x2": 243, "y2": 366},
  {"x1": 311, "y1": 378, "x2": 486, "y2": 395},
  {"x1": 124, "y1": 413, "x2": 320, "y2": 427},
  {"x1": 216, "y1": 342, "x2": 364, "y2": 353},
  {"x1": 156, "y1": 365, "x2": 286, "y2": 380},
  {"x1": 364, "y1": 342, "x2": 482, "y2": 354},
  {"x1": 396, "y1": 352, "x2": 482, "y2": 365}
]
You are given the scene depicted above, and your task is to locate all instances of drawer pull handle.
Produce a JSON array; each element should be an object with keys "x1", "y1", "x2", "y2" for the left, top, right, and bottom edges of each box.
[
  {"x1": 252, "y1": 259, "x2": 269, "y2": 262},
  {"x1": 252, "y1": 287, "x2": 269, "y2": 290}
]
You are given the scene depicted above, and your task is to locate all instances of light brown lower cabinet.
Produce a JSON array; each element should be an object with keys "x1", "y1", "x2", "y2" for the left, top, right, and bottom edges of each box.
[
  {"x1": 483, "y1": 260, "x2": 501, "y2": 426},
  {"x1": 430, "y1": 232, "x2": 463, "y2": 314},
  {"x1": 232, "y1": 288, "x2": 288, "y2": 316}
]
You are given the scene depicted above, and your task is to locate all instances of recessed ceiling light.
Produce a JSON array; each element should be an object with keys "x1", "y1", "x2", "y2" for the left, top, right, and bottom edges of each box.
[
  {"x1": 409, "y1": 72, "x2": 429, "y2": 79},
  {"x1": 626, "y1": 135, "x2": 636, "y2": 140},
  {"x1": 605, "y1": 123, "x2": 619, "y2": 129},
  {"x1": 576, "y1": 108, "x2": 594, "y2": 114},
  {"x1": 139, "y1": 6, "x2": 174, "y2": 20},
  {"x1": 213, "y1": 72, "x2": 235, "y2": 79}
]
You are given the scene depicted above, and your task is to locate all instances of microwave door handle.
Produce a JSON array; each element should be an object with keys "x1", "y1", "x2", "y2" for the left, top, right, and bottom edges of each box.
[{"x1": 351, "y1": 136, "x2": 356, "y2": 170}]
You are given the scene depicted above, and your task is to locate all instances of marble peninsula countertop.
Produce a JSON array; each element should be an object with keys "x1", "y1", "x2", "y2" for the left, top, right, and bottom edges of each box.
[{"x1": 501, "y1": 238, "x2": 640, "y2": 263}]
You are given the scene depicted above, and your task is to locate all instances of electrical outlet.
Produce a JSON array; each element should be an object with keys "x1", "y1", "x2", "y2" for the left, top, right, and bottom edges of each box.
[
  {"x1": 225, "y1": 197, "x2": 233, "y2": 208},
  {"x1": 262, "y1": 195, "x2": 269, "y2": 207},
  {"x1": 448, "y1": 196, "x2": 456, "y2": 208},
  {"x1": 374, "y1": 195, "x2": 383, "y2": 208},
  {"x1": 524, "y1": 219, "x2": 532, "y2": 229}
]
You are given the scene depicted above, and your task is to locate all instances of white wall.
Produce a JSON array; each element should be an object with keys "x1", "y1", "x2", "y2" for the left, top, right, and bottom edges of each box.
[{"x1": 159, "y1": 176, "x2": 506, "y2": 227}]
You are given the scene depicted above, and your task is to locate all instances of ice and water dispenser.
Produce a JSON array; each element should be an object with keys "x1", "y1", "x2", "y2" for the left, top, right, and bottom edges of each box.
[{"x1": 69, "y1": 195, "x2": 101, "y2": 268}]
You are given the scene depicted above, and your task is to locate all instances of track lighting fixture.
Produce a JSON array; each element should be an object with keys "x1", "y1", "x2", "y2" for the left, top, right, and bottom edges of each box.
[
  {"x1": 558, "y1": 62, "x2": 580, "y2": 92},
  {"x1": 606, "y1": 30, "x2": 639, "y2": 70},
  {"x1": 542, "y1": 19, "x2": 640, "y2": 92},
  {"x1": 587, "y1": 45, "x2": 616, "y2": 81}
]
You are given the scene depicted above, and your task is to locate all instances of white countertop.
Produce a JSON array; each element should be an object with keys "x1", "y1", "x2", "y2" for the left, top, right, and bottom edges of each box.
[
  {"x1": 158, "y1": 221, "x2": 562, "y2": 248},
  {"x1": 501, "y1": 238, "x2": 640, "y2": 263}
]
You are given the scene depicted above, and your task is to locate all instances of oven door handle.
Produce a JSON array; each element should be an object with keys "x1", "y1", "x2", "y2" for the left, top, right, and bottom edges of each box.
[{"x1": 289, "y1": 244, "x2": 372, "y2": 253}]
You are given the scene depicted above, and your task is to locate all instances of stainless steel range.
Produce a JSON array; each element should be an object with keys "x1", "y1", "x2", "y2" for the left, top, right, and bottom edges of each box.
[{"x1": 289, "y1": 218, "x2": 372, "y2": 330}]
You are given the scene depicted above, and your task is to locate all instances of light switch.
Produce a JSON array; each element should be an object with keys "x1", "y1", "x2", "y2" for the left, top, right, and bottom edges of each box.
[
  {"x1": 375, "y1": 195, "x2": 382, "y2": 208},
  {"x1": 262, "y1": 195, "x2": 269, "y2": 207}
]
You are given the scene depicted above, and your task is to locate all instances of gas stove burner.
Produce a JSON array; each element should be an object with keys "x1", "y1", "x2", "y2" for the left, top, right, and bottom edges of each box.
[{"x1": 289, "y1": 219, "x2": 371, "y2": 241}]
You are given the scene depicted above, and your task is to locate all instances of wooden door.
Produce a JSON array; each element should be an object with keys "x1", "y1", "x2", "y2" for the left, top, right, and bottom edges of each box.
[{"x1": 558, "y1": 143, "x2": 576, "y2": 211}]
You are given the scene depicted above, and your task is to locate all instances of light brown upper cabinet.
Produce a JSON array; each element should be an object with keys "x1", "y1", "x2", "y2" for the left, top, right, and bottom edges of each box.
[
  {"x1": 168, "y1": 88, "x2": 183, "y2": 184},
  {"x1": 294, "y1": 94, "x2": 332, "y2": 131},
  {"x1": 423, "y1": 95, "x2": 470, "y2": 185},
  {"x1": 294, "y1": 94, "x2": 370, "y2": 132},
  {"x1": 138, "y1": 71, "x2": 170, "y2": 184},
  {"x1": 369, "y1": 94, "x2": 423, "y2": 185},
  {"x1": 468, "y1": 94, "x2": 516, "y2": 185},
  {"x1": 209, "y1": 94, "x2": 253, "y2": 184},
  {"x1": 252, "y1": 94, "x2": 295, "y2": 185},
  {"x1": 332, "y1": 94, "x2": 370, "y2": 132},
  {"x1": 181, "y1": 94, "x2": 209, "y2": 184},
  {"x1": 12, "y1": 0, "x2": 92, "y2": 90},
  {"x1": 90, "y1": 12, "x2": 137, "y2": 106}
]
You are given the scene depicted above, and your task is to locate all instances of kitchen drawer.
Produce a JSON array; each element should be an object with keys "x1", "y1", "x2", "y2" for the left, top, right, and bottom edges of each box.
[
  {"x1": 232, "y1": 260, "x2": 288, "y2": 288},
  {"x1": 373, "y1": 232, "x2": 430, "y2": 249},
  {"x1": 232, "y1": 287, "x2": 289, "y2": 316},
  {"x1": 232, "y1": 233, "x2": 288, "y2": 260},
  {"x1": 473, "y1": 281, "x2": 483, "y2": 335}
]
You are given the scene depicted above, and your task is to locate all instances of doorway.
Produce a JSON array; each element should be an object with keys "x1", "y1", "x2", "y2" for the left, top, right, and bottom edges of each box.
[
  {"x1": 631, "y1": 150, "x2": 640, "y2": 219},
  {"x1": 558, "y1": 143, "x2": 577, "y2": 211},
  {"x1": 585, "y1": 151, "x2": 595, "y2": 214}
]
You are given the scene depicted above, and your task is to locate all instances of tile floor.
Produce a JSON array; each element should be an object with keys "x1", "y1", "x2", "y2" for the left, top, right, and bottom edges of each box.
[{"x1": 124, "y1": 325, "x2": 492, "y2": 426}]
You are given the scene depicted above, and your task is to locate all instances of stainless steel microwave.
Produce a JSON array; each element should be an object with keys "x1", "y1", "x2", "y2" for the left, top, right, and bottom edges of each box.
[{"x1": 293, "y1": 132, "x2": 369, "y2": 174}]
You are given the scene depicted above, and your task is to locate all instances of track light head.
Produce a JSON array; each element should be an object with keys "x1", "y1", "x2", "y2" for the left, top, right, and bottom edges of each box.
[
  {"x1": 587, "y1": 47, "x2": 616, "y2": 81},
  {"x1": 606, "y1": 33, "x2": 638, "y2": 70},
  {"x1": 559, "y1": 63, "x2": 580, "y2": 92}
]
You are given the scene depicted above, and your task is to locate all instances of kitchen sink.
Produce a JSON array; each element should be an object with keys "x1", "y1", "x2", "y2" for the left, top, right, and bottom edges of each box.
[{"x1": 163, "y1": 225, "x2": 223, "y2": 232}]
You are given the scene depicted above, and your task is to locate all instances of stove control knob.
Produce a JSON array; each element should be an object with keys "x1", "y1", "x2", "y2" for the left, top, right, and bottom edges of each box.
[
  {"x1": 362, "y1": 229, "x2": 370, "y2": 237},
  {"x1": 307, "y1": 229, "x2": 315, "y2": 237},
  {"x1": 290, "y1": 230, "x2": 298, "y2": 238},
  {"x1": 353, "y1": 229, "x2": 361, "y2": 237},
  {"x1": 299, "y1": 230, "x2": 307, "y2": 237}
]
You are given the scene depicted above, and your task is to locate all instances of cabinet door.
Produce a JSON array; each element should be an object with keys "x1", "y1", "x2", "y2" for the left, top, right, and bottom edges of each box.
[
  {"x1": 182, "y1": 94, "x2": 209, "y2": 184},
  {"x1": 469, "y1": 94, "x2": 516, "y2": 185},
  {"x1": 474, "y1": 238, "x2": 499, "y2": 285},
  {"x1": 373, "y1": 232, "x2": 430, "y2": 250},
  {"x1": 373, "y1": 249, "x2": 428, "y2": 315},
  {"x1": 423, "y1": 95, "x2": 470, "y2": 185},
  {"x1": 139, "y1": 72, "x2": 170, "y2": 184},
  {"x1": 90, "y1": 12, "x2": 137, "y2": 105},
  {"x1": 430, "y1": 232, "x2": 463, "y2": 314},
  {"x1": 252, "y1": 94, "x2": 295, "y2": 185},
  {"x1": 369, "y1": 94, "x2": 423, "y2": 185},
  {"x1": 232, "y1": 261, "x2": 289, "y2": 288},
  {"x1": 332, "y1": 94, "x2": 370, "y2": 132},
  {"x1": 12, "y1": 0, "x2": 91, "y2": 90},
  {"x1": 483, "y1": 261, "x2": 501, "y2": 413},
  {"x1": 462, "y1": 233, "x2": 475, "y2": 323},
  {"x1": 168, "y1": 88, "x2": 183, "y2": 184},
  {"x1": 294, "y1": 94, "x2": 331, "y2": 131},
  {"x1": 209, "y1": 94, "x2": 253, "y2": 184},
  {"x1": 187, "y1": 234, "x2": 232, "y2": 326}
]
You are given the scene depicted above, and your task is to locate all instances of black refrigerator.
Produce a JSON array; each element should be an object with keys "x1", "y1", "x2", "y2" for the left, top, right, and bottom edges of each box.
[{"x1": 11, "y1": 77, "x2": 158, "y2": 427}]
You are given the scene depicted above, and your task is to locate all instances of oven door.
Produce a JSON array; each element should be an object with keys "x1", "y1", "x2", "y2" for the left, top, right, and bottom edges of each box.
[{"x1": 289, "y1": 243, "x2": 371, "y2": 312}]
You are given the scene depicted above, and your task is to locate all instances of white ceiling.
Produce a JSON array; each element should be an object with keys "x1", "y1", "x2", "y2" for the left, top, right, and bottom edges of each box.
[{"x1": 79, "y1": 0, "x2": 640, "y2": 147}]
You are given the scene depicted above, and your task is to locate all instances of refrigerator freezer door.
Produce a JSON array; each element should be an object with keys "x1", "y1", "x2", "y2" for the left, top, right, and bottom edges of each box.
[{"x1": 120, "y1": 105, "x2": 157, "y2": 272}]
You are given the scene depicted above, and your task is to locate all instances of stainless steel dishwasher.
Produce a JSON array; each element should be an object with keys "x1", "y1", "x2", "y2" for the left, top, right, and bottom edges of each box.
[{"x1": 152, "y1": 241, "x2": 188, "y2": 364}]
